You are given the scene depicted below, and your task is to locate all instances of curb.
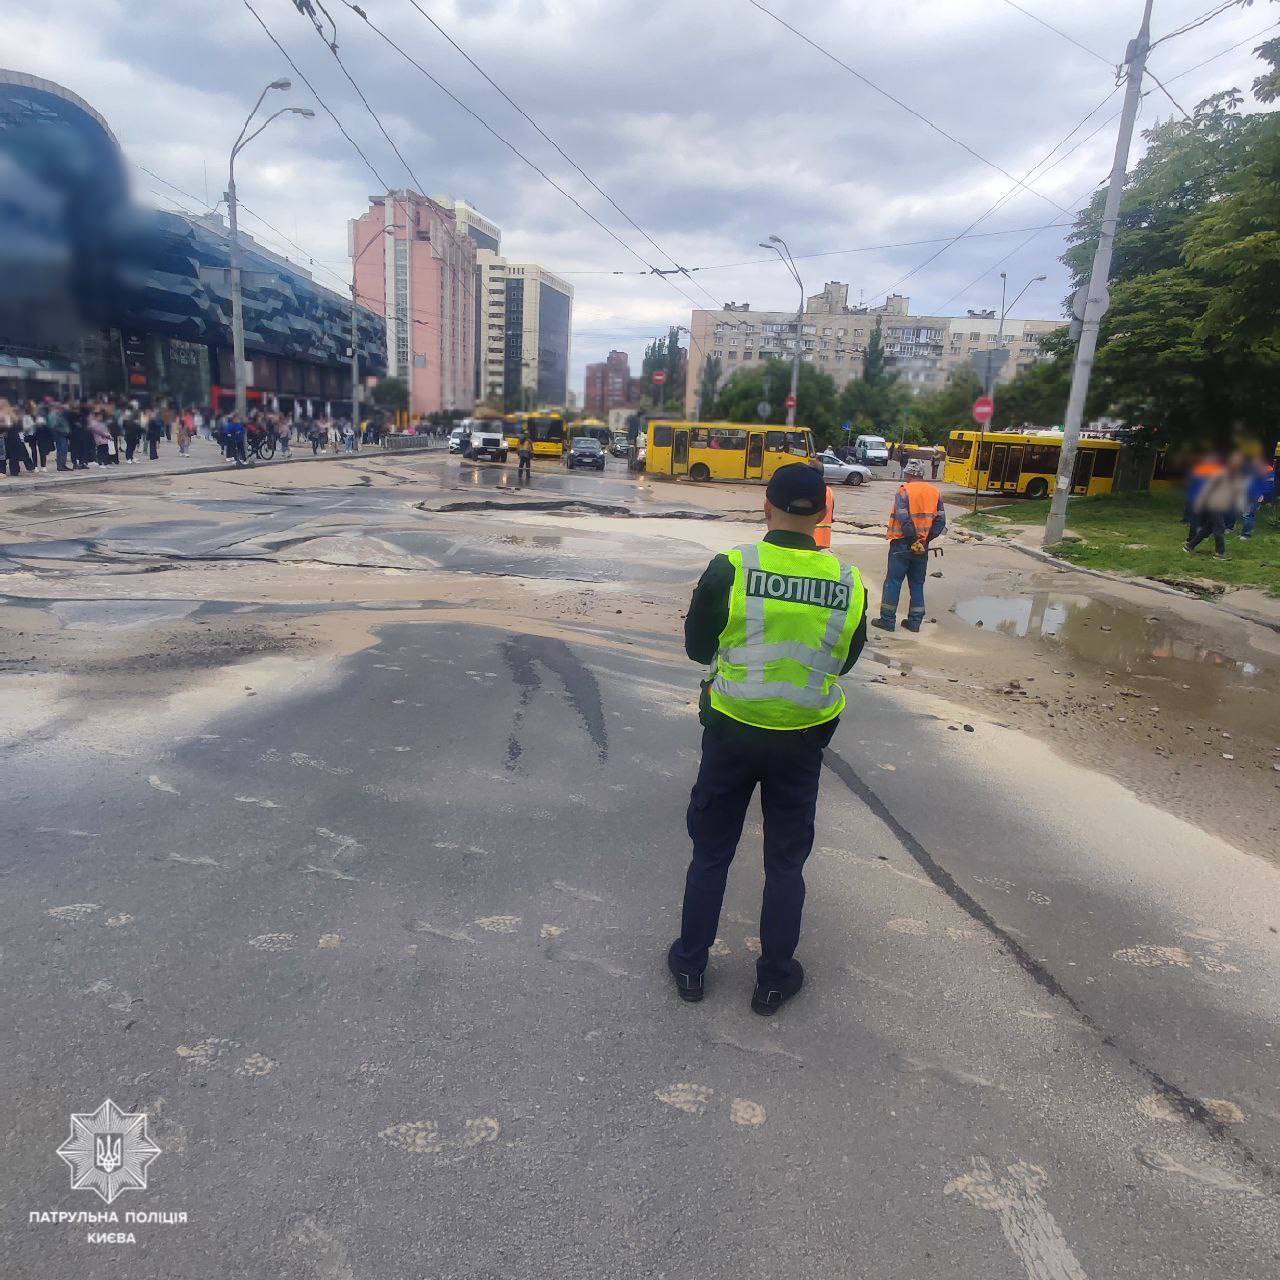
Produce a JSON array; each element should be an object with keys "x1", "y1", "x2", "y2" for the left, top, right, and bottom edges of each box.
[
  {"x1": 0, "y1": 447, "x2": 391, "y2": 496},
  {"x1": 960, "y1": 529, "x2": 1280, "y2": 636}
]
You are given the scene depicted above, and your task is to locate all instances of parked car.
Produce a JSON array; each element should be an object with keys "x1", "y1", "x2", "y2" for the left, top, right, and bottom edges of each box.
[
  {"x1": 566, "y1": 437, "x2": 606, "y2": 471},
  {"x1": 818, "y1": 450, "x2": 872, "y2": 485},
  {"x1": 447, "y1": 426, "x2": 467, "y2": 454}
]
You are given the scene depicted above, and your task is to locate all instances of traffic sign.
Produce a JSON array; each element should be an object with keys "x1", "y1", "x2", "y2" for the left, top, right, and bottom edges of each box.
[
  {"x1": 652, "y1": 370, "x2": 667, "y2": 386},
  {"x1": 972, "y1": 396, "x2": 994, "y2": 424},
  {"x1": 785, "y1": 393, "x2": 797, "y2": 410},
  {"x1": 756, "y1": 400, "x2": 772, "y2": 419}
]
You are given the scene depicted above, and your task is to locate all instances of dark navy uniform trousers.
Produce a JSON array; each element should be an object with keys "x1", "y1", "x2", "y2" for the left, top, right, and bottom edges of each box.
[{"x1": 672, "y1": 714, "x2": 837, "y2": 988}]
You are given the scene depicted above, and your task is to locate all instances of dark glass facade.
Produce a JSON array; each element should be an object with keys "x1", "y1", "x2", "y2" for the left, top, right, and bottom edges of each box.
[
  {"x1": 503, "y1": 277, "x2": 525, "y2": 407},
  {"x1": 537, "y1": 281, "x2": 570, "y2": 407}
]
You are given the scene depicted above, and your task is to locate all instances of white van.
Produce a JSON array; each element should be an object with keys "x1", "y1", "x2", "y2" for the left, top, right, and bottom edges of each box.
[
  {"x1": 458, "y1": 420, "x2": 507, "y2": 462},
  {"x1": 854, "y1": 434, "x2": 890, "y2": 466}
]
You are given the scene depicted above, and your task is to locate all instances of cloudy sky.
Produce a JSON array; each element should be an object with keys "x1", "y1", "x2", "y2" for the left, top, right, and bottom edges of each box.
[{"x1": 10, "y1": 0, "x2": 1276, "y2": 395}]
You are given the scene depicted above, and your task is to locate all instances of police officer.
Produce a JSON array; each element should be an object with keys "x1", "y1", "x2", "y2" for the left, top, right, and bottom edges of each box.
[
  {"x1": 668, "y1": 463, "x2": 868, "y2": 1015},
  {"x1": 871, "y1": 467, "x2": 945, "y2": 633}
]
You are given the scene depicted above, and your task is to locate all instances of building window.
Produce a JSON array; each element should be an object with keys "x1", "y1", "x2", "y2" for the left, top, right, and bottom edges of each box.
[{"x1": 970, "y1": 331, "x2": 981, "y2": 341}]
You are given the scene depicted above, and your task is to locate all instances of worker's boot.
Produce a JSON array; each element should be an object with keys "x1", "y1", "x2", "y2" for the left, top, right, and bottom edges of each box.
[
  {"x1": 870, "y1": 615, "x2": 896, "y2": 633},
  {"x1": 902, "y1": 611, "x2": 924, "y2": 633}
]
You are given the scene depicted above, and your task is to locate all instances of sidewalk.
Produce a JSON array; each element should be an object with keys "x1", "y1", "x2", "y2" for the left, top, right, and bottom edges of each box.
[{"x1": 0, "y1": 438, "x2": 378, "y2": 495}]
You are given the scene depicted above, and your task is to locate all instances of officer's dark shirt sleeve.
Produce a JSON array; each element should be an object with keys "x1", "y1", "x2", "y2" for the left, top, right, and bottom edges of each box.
[
  {"x1": 684, "y1": 553, "x2": 734, "y2": 663},
  {"x1": 842, "y1": 583, "x2": 868, "y2": 674}
]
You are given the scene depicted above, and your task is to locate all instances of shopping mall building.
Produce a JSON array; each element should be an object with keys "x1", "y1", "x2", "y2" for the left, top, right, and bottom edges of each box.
[{"x1": 0, "y1": 69, "x2": 385, "y2": 410}]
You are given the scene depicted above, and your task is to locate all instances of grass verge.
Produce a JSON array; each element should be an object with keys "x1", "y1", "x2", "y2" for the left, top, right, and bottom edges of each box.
[{"x1": 957, "y1": 490, "x2": 1280, "y2": 596}]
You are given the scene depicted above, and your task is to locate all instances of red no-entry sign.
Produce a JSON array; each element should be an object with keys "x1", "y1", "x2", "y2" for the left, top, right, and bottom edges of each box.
[
  {"x1": 785, "y1": 393, "x2": 797, "y2": 409},
  {"x1": 972, "y1": 396, "x2": 994, "y2": 424},
  {"x1": 652, "y1": 370, "x2": 667, "y2": 386}
]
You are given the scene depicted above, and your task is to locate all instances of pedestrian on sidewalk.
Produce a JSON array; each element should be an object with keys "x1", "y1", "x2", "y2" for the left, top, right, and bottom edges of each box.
[
  {"x1": 2, "y1": 399, "x2": 34, "y2": 476},
  {"x1": 871, "y1": 463, "x2": 946, "y2": 633},
  {"x1": 1184, "y1": 453, "x2": 1235, "y2": 560},
  {"x1": 308, "y1": 421, "x2": 325, "y2": 455},
  {"x1": 88, "y1": 411, "x2": 113, "y2": 466},
  {"x1": 123, "y1": 410, "x2": 142, "y2": 463},
  {"x1": 145, "y1": 410, "x2": 164, "y2": 461},
  {"x1": 69, "y1": 405, "x2": 93, "y2": 469},
  {"x1": 48, "y1": 402, "x2": 71, "y2": 471},
  {"x1": 276, "y1": 418, "x2": 292, "y2": 457},
  {"x1": 668, "y1": 463, "x2": 867, "y2": 1016},
  {"x1": 175, "y1": 410, "x2": 194, "y2": 457}
]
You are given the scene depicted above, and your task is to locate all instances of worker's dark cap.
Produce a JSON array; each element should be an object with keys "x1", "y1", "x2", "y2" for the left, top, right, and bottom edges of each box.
[{"x1": 766, "y1": 462, "x2": 826, "y2": 515}]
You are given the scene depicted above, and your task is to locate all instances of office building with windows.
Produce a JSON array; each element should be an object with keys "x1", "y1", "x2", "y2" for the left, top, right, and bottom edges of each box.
[{"x1": 350, "y1": 190, "x2": 476, "y2": 417}]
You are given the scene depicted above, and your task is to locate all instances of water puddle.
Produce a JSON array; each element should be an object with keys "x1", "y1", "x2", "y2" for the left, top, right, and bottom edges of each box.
[
  {"x1": 50, "y1": 599, "x2": 202, "y2": 629},
  {"x1": 955, "y1": 592, "x2": 1280, "y2": 729}
]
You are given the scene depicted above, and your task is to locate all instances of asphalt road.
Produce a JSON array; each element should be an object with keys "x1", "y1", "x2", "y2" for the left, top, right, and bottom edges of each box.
[{"x1": 3, "y1": 455, "x2": 1278, "y2": 1279}]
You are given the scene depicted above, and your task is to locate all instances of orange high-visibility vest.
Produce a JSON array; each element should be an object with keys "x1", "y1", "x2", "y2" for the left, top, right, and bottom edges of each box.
[
  {"x1": 886, "y1": 480, "x2": 941, "y2": 542},
  {"x1": 814, "y1": 485, "x2": 835, "y2": 549}
]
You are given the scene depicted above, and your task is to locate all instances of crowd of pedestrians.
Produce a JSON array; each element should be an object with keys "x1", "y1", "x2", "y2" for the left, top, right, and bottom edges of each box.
[
  {"x1": 0, "y1": 395, "x2": 395, "y2": 478},
  {"x1": 1183, "y1": 450, "x2": 1276, "y2": 559}
]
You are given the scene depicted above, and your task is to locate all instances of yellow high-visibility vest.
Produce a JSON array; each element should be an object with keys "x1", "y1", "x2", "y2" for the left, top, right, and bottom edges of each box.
[{"x1": 709, "y1": 541, "x2": 864, "y2": 730}]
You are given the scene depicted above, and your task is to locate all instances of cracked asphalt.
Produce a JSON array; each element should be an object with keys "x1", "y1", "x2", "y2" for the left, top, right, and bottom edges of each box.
[{"x1": 1, "y1": 451, "x2": 1278, "y2": 1278}]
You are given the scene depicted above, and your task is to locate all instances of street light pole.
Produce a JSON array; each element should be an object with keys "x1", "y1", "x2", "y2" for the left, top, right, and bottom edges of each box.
[
  {"x1": 761, "y1": 235, "x2": 804, "y2": 427},
  {"x1": 1044, "y1": 0, "x2": 1154, "y2": 545},
  {"x1": 226, "y1": 81, "x2": 312, "y2": 419},
  {"x1": 974, "y1": 271, "x2": 1045, "y2": 514}
]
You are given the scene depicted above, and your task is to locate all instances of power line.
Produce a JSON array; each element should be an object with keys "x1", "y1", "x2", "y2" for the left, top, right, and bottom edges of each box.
[
  {"x1": 314, "y1": 2, "x2": 719, "y2": 371},
  {"x1": 1151, "y1": 0, "x2": 1249, "y2": 50},
  {"x1": 297, "y1": 2, "x2": 428, "y2": 193},
  {"x1": 1146, "y1": 69, "x2": 1195, "y2": 121},
  {"x1": 242, "y1": 0, "x2": 392, "y2": 191},
  {"x1": 383, "y1": 0, "x2": 728, "y2": 313},
  {"x1": 744, "y1": 0, "x2": 1072, "y2": 214},
  {"x1": 994, "y1": 0, "x2": 1114, "y2": 67},
  {"x1": 856, "y1": 83, "x2": 1121, "y2": 310},
  {"x1": 1152, "y1": 18, "x2": 1280, "y2": 84}
]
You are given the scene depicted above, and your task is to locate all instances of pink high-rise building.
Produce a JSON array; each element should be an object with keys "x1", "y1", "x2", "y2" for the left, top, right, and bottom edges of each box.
[{"x1": 349, "y1": 190, "x2": 476, "y2": 417}]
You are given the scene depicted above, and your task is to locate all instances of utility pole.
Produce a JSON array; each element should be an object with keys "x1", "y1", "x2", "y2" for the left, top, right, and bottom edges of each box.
[{"x1": 1044, "y1": 0, "x2": 1153, "y2": 545}]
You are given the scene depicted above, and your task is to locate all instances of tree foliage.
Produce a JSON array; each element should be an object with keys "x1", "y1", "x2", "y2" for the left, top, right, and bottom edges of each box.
[
  {"x1": 642, "y1": 327, "x2": 686, "y2": 408},
  {"x1": 716, "y1": 358, "x2": 840, "y2": 443},
  {"x1": 1061, "y1": 51, "x2": 1280, "y2": 448},
  {"x1": 697, "y1": 353, "x2": 723, "y2": 418},
  {"x1": 371, "y1": 376, "x2": 409, "y2": 411}
]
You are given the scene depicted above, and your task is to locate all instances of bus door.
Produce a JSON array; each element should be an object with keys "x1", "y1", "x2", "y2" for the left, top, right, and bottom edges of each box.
[
  {"x1": 672, "y1": 428, "x2": 690, "y2": 476},
  {"x1": 1071, "y1": 448, "x2": 1095, "y2": 495},
  {"x1": 999, "y1": 445, "x2": 1024, "y2": 492},
  {"x1": 987, "y1": 443, "x2": 1008, "y2": 489},
  {"x1": 745, "y1": 431, "x2": 765, "y2": 480}
]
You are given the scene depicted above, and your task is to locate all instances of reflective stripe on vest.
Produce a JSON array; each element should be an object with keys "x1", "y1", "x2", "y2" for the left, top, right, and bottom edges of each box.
[
  {"x1": 886, "y1": 480, "x2": 941, "y2": 541},
  {"x1": 710, "y1": 541, "x2": 864, "y2": 730},
  {"x1": 814, "y1": 486, "x2": 835, "y2": 549}
]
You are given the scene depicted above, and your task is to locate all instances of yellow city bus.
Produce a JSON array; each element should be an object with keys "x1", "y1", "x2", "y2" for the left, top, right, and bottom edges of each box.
[
  {"x1": 567, "y1": 418, "x2": 611, "y2": 451},
  {"x1": 944, "y1": 430, "x2": 1123, "y2": 498},
  {"x1": 503, "y1": 411, "x2": 567, "y2": 458},
  {"x1": 645, "y1": 421, "x2": 815, "y2": 481}
]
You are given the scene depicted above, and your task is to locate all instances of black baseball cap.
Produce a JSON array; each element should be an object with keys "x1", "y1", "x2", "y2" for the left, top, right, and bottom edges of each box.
[{"x1": 766, "y1": 461, "x2": 827, "y2": 515}]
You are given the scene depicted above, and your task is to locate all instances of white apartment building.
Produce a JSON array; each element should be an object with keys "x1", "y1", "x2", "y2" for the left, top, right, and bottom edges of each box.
[{"x1": 683, "y1": 282, "x2": 1064, "y2": 416}]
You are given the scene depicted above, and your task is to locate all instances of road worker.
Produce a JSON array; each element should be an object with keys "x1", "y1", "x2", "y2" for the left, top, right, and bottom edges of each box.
[
  {"x1": 668, "y1": 463, "x2": 868, "y2": 1016},
  {"x1": 812, "y1": 465, "x2": 836, "y2": 550},
  {"x1": 871, "y1": 470, "x2": 946, "y2": 633}
]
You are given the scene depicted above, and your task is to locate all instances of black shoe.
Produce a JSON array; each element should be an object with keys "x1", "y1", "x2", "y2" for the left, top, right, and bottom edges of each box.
[
  {"x1": 751, "y1": 961, "x2": 804, "y2": 1016},
  {"x1": 667, "y1": 942, "x2": 704, "y2": 1003},
  {"x1": 870, "y1": 617, "x2": 895, "y2": 633},
  {"x1": 902, "y1": 618, "x2": 922, "y2": 633}
]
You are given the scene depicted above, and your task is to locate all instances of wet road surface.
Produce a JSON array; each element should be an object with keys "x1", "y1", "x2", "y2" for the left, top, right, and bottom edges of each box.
[{"x1": 2, "y1": 457, "x2": 1278, "y2": 1278}]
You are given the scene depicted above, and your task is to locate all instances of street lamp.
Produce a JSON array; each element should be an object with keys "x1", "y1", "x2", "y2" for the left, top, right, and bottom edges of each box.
[
  {"x1": 351, "y1": 226, "x2": 395, "y2": 427},
  {"x1": 760, "y1": 234, "x2": 805, "y2": 426},
  {"x1": 973, "y1": 271, "x2": 1047, "y2": 514},
  {"x1": 227, "y1": 80, "x2": 313, "y2": 418}
]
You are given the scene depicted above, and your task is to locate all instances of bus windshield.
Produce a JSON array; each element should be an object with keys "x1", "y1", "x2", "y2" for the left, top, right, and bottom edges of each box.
[{"x1": 528, "y1": 416, "x2": 564, "y2": 443}]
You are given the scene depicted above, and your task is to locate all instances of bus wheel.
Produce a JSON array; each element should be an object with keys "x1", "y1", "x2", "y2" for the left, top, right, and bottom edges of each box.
[
  {"x1": 689, "y1": 463, "x2": 711, "y2": 482},
  {"x1": 1024, "y1": 477, "x2": 1049, "y2": 499}
]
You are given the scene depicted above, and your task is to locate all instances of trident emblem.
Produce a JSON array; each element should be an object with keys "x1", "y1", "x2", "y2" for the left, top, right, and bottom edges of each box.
[{"x1": 94, "y1": 1134, "x2": 123, "y2": 1174}]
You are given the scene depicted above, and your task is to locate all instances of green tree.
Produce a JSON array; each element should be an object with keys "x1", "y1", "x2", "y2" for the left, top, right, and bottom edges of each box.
[
  {"x1": 697, "y1": 353, "x2": 723, "y2": 418},
  {"x1": 642, "y1": 327, "x2": 686, "y2": 408},
  {"x1": 1059, "y1": 64, "x2": 1280, "y2": 448},
  {"x1": 717, "y1": 358, "x2": 840, "y2": 443},
  {"x1": 834, "y1": 316, "x2": 911, "y2": 437},
  {"x1": 906, "y1": 368, "x2": 984, "y2": 443},
  {"x1": 862, "y1": 316, "x2": 889, "y2": 385},
  {"x1": 371, "y1": 376, "x2": 409, "y2": 411}
]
